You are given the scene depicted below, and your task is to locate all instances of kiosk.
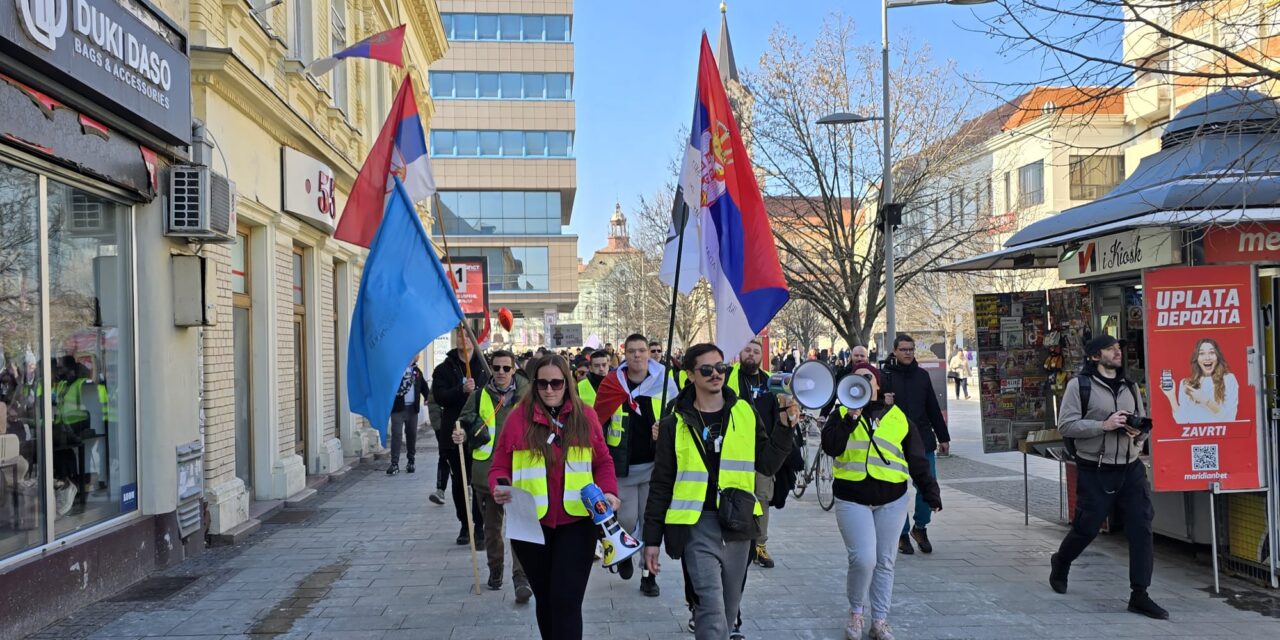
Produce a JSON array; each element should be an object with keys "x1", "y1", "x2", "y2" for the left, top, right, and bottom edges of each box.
[{"x1": 942, "y1": 88, "x2": 1280, "y2": 588}]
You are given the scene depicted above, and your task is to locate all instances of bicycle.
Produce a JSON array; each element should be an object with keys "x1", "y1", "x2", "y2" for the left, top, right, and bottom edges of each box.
[{"x1": 790, "y1": 412, "x2": 834, "y2": 511}]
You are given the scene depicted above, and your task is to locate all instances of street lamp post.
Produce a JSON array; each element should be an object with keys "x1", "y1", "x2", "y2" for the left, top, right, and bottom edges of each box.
[{"x1": 822, "y1": 0, "x2": 991, "y2": 349}]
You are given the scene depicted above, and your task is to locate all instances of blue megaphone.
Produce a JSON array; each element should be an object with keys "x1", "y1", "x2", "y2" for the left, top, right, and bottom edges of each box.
[{"x1": 580, "y1": 482, "x2": 642, "y2": 567}]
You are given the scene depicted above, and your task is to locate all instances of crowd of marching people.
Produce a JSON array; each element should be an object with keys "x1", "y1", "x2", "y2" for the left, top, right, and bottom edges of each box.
[{"x1": 384, "y1": 330, "x2": 1165, "y2": 640}]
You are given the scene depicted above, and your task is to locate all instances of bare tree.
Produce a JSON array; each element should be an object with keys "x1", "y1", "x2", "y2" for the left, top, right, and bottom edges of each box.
[
  {"x1": 773, "y1": 298, "x2": 824, "y2": 354},
  {"x1": 975, "y1": 1, "x2": 1280, "y2": 153},
  {"x1": 748, "y1": 14, "x2": 1004, "y2": 348},
  {"x1": 588, "y1": 188, "x2": 715, "y2": 350}
]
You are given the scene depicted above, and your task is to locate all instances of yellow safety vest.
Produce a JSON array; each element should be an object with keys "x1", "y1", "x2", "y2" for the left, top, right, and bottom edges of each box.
[
  {"x1": 670, "y1": 369, "x2": 688, "y2": 390},
  {"x1": 665, "y1": 399, "x2": 762, "y2": 524},
  {"x1": 472, "y1": 389, "x2": 510, "y2": 462},
  {"x1": 833, "y1": 405, "x2": 911, "y2": 484},
  {"x1": 577, "y1": 378, "x2": 597, "y2": 408},
  {"x1": 727, "y1": 366, "x2": 770, "y2": 401},
  {"x1": 58, "y1": 378, "x2": 89, "y2": 425},
  {"x1": 607, "y1": 395, "x2": 664, "y2": 448},
  {"x1": 98, "y1": 384, "x2": 116, "y2": 424},
  {"x1": 512, "y1": 444, "x2": 593, "y2": 519}
]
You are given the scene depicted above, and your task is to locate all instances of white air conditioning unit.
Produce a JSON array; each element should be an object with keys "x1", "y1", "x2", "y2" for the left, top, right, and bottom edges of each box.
[{"x1": 167, "y1": 165, "x2": 236, "y2": 243}]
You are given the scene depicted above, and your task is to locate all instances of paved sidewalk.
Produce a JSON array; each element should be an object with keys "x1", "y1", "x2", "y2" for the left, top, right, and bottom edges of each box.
[{"x1": 29, "y1": 424, "x2": 1280, "y2": 640}]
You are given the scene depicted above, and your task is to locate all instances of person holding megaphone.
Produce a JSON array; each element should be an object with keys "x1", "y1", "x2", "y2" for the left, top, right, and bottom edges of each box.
[
  {"x1": 822, "y1": 363, "x2": 941, "y2": 640},
  {"x1": 488, "y1": 354, "x2": 619, "y2": 640}
]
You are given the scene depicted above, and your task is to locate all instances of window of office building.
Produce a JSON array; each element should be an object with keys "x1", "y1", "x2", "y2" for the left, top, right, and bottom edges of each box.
[
  {"x1": 1069, "y1": 155, "x2": 1124, "y2": 201},
  {"x1": 0, "y1": 162, "x2": 138, "y2": 559},
  {"x1": 1017, "y1": 160, "x2": 1045, "y2": 208},
  {"x1": 429, "y1": 72, "x2": 573, "y2": 100},
  {"x1": 430, "y1": 130, "x2": 573, "y2": 158},
  {"x1": 442, "y1": 13, "x2": 571, "y2": 41},
  {"x1": 451, "y1": 247, "x2": 550, "y2": 292},
  {"x1": 434, "y1": 191, "x2": 561, "y2": 236}
]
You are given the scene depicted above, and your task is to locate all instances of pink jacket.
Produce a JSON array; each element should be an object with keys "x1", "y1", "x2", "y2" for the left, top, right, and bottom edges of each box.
[{"x1": 488, "y1": 400, "x2": 618, "y2": 528}]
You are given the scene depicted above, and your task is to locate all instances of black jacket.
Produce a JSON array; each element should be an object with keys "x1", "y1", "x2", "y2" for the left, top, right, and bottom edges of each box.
[
  {"x1": 643, "y1": 385, "x2": 794, "y2": 558},
  {"x1": 821, "y1": 404, "x2": 942, "y2": 508},
  {"x1": 881, "y1": 359, "x2": 950, "y2": 451},
  {"x1": 391, "y1": 365, "x2": 430, "y2": 414},
  {"x1": 431, "y1": 349, "x2": 489, "y2": 433}
]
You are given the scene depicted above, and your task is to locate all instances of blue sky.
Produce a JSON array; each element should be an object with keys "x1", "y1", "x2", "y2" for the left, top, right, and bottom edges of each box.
[{"x1": 568, "y1": 0, "x2": 1042, "y2": 260}]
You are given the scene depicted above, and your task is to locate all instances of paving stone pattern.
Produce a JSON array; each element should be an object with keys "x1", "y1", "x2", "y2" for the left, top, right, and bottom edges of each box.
[{"x1": 28, "y1": 413, "x2": 1280, "y2": 640}]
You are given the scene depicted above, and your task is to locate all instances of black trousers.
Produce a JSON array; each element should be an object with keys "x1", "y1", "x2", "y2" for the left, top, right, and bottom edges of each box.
[
  {"x1": 435, "y1": 427, "x2": 451, "y2": 491},
  {"x1": 952, "y1": 376, "x2": 968, "y2": 398},
  {"x1": 435, "y1": 424, "x2": 482, "y2": 528},
  {"x1": 511, "y1": 518, "x2": 597, "y2": 640},
  {"x1": 1057, "y1": 461, "x2": 1155, "y2": 591}
]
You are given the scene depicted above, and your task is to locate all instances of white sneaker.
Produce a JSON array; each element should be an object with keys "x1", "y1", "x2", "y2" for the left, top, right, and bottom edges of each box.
[
  {"x1": 845, "y1": 612, "x2": 864, "y2": 640},
  {"x1": 54, "y1": 480, "x2": 77, "y2": 516},
  {"x1": 868, "y1": 619, "x2": 894, "y2": 640}
]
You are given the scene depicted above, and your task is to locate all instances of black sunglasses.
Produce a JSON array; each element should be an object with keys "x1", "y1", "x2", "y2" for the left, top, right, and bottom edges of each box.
[
  {"x1": 535, "y1": 378, "x2": 566, "y2": 391},
  {"x1": 695, "y1": 363, "x2": 730, "y2": 377},
  {"x1": 493, "y1": 365, "x2": 514, "y2": 372},
  {"x1": 650, "y1": 348, "x2": 662, "y2": 353}
]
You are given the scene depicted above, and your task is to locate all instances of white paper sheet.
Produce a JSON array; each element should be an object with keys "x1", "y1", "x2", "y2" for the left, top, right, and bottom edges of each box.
[{"x1": 502, "y1": 487, "x2": 545, "y2": 544}]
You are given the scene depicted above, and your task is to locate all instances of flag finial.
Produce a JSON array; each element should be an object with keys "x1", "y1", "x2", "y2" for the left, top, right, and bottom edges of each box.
[{"x1": 720, "y1": 2, "x2": 727, "y2": 14}]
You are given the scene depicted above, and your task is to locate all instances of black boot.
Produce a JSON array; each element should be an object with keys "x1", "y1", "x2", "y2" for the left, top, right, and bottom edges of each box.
[
  {"x1": 385, "y1": 463, "x2": 399, "y2": 476},
  {"x1": 910, "y1": 526, "x2": 933, "y2": 554},
  {"x1": 455, "y1": 525, "x2": 469, "y2": 546},
  {"x1": 898, "y1": 534, "x2": 914, "y2": 555},
  {"x1": 639, "y1": 572, "x2": 660, "y2": 597},
  {"x1": 1128, "y1": 590, "x2": 1169, "y2": 620},
  {"x1": 1049, "y1": 553, "x2": 1069, "y2": 594},
  {"x1": 406, "y1": 459, "x2": 415, "y2": 473}
]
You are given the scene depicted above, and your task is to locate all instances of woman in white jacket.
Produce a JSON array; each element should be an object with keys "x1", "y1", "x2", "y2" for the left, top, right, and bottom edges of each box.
[{"x1": 1161, "y1": 338, "x2": 1238, "y2": 424}]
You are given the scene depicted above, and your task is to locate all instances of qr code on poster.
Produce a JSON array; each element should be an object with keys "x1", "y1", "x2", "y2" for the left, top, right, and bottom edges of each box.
[{"x1": 1192, "y1": 444, "x2": 1219, "y2": 471}]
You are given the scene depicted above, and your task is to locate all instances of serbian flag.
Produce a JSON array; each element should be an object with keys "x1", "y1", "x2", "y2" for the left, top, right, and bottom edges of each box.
[
  {"x1": 660, "y1": 34, "x2": 789, "y2": 356},
  {"x1": 335, "y1": 75, "x2": 436, "y2": 248},
  {"x1": 308, "y1": 24, "x2": 406, "y2": 76}
]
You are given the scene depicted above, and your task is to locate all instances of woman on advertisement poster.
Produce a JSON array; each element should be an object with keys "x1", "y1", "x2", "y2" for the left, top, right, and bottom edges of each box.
[{"x1": 1159, "y1": 338, "x2": 1239, "y2": 424}]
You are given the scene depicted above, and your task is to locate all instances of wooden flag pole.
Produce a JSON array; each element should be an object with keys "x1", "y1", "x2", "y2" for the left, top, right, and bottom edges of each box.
[{"x1": 431, "y1": 192, "x2": 483, "y2": 596}]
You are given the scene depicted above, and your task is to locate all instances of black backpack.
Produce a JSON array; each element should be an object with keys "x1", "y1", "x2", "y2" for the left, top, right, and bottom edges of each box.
[{"x1": 1063, "y1": 374, "x2": 1138, "y2": 458}]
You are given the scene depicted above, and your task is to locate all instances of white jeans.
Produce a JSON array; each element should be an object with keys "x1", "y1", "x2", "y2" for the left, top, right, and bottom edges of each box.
[{"x1": 834, "y1": 494, "x2": 909, "y2": 620}]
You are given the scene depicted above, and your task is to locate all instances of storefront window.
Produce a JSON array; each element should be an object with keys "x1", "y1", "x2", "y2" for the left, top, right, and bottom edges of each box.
[
  {"x1": 0, "y1": 164, "x2": 46, "y2": 559},
  {"x1": 46, "y1": 179, "x2": 135, "y2": 538}
]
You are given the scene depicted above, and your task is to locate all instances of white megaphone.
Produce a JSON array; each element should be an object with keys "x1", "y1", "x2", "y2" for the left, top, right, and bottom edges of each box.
[
  {"x1": 836, "y1": 373, "x2": 874, "y2": 410},
  {"x1": 580, "y1": 483, "x2": 642, "y2": 568},
  {"x1": 767, "y1": 360, "x2": 836, "y2": 409}
]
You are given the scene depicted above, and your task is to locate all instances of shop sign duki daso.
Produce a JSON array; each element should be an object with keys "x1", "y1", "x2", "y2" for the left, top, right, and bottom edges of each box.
[{"x1": 1143, "y1": 265, "x2": 1266, "y2": 492}]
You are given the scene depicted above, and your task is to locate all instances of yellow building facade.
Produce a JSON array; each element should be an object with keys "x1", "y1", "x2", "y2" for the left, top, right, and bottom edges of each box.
[{"x1": 184, "y1": 1, "x2": 448, "y2": 537}]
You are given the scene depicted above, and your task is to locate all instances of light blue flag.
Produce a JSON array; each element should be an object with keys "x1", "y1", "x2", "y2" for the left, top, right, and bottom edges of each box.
[{"x1": 347, "y1": 177, "x2": 463, "y2": 445}]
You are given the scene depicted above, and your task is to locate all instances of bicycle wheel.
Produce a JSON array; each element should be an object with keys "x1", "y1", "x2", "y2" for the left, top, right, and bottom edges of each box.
[
  {"x1": 816, "y1": 453, "x2": 835, "y2": 511},
  {"x1": 791, "y1": 425, "x2": 811, "y2": 498}
]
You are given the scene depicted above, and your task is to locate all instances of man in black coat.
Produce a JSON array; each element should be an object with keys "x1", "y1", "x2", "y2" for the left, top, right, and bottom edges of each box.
[
  {"x1": 881, "y1": 334, "x2": 950, "y2": 555},
  {"x1": 431, "y1": 338, "x2": 488, "y2": 545}
]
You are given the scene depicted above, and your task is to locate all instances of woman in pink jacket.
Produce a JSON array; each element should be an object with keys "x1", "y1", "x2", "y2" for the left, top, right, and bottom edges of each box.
[{"x1": 489, "y1": 354, "x2": 618, "y2": 640}]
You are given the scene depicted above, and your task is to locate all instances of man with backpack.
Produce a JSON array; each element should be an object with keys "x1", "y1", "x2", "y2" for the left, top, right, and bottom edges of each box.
[{"x1": 1051, "y1": 335, "x2": 1167, "y2": 620}]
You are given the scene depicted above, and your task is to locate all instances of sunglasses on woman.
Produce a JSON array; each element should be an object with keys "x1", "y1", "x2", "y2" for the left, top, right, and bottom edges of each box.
[
  {"x1": 535, "y1": 378, "x2": 566, "y2": 391},
  {"x1": 695, "y1": 363, "x2": 730, "y2": 377}
]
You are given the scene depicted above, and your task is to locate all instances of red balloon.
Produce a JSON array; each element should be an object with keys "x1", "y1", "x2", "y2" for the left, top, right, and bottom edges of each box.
[{"x1": 497, "y1": 307, "x2": 514, "y2": 331}]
